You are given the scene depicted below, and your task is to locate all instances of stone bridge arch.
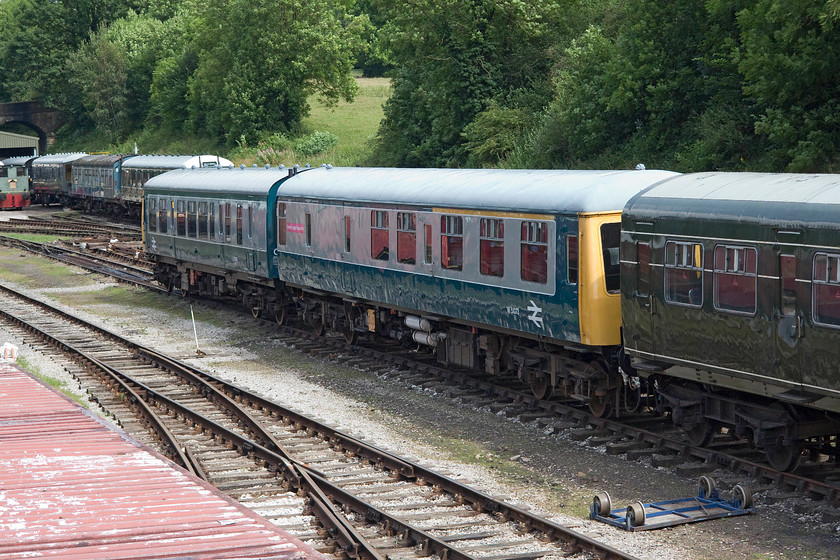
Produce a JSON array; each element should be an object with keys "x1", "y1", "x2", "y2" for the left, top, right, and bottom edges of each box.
[{"x1": 0, "y1": 101, "x2": 63, "y2": 154}]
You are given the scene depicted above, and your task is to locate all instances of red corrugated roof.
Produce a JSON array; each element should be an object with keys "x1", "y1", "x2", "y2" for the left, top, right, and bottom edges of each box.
[{"x1": 0, "y1": 363, "x2": 325, "y2": 560}]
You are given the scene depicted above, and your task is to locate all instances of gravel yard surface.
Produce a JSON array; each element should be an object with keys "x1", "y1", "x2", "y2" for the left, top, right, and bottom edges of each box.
[{"x1": 1, "y1": 262, "x2": 838, "y2": 560}]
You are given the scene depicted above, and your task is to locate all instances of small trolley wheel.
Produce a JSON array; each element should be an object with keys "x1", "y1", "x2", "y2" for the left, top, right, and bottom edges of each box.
[
  {"x1": 627, "y1": 501, "x2": 646, "y2": 527},
  {"x1": 699, "y1": 475, "x2": 716, "y2": 499},
  {"x1": 593, "y1": 492, "x2": 611, "y2": 516},
  {"x1": 733, "y1": 484, "x2": 753, "y2": 509}
]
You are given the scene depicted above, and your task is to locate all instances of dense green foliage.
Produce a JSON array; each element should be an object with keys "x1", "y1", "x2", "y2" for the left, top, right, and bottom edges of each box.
[{"x1": 1, "y1": 0, "x2": 840, "y2": 171}]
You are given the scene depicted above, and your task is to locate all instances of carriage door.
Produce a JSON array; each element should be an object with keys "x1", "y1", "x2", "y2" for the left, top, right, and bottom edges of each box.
[{"x1": 775, "y1": 252, "x2": 804, "y2": 387}]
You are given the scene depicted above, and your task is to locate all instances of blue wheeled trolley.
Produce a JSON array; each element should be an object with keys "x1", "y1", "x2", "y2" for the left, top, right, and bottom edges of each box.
[{"x1": 591, "y1": 476, "x2": 755, "y2": 531}]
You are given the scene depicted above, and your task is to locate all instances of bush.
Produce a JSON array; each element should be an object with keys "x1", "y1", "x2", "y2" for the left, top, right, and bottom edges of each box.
[{"x1": 294, "y1": 131, "x2": 339, "y2": 156}]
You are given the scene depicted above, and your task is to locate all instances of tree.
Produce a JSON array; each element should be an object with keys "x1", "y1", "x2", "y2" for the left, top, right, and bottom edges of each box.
[
  {"x1": 371, "y1": 0, "x2": 581, "y2": 167},
  {"x1": 738, "y1": 0, "x2": 840, "y2": 171},
  {"x1": 68, "y1": 12, "x2": 165, "y2": 140},
  {"x1": 186, "y1": 0, "x2": 367, "y2": 146}
]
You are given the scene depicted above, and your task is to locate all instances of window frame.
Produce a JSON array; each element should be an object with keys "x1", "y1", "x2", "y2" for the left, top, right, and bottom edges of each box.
[
  {"x1": 176, "y1": 200, "x2": 186, "y2": 237},
  {"x1": 813, "y1": 252, "x2": 840, "y2": 328},
  {"x1": 277, "y1": 203, "x2": 287, "y2": 246},
  {"x1": 440, "y1": 215, "x2": 464, "y2": 271},
  {"x1": 396, "y1": 212, "x2": 416, "y2": 265},
  {"x1": 371, "y1": 210, "x2": 390, "y2": 261},
  {"x1": 635, "y1": 242, "x2": 651, "y2": 297},
  {"x1": 479, "y1": 217, "x2": 504, "y2": 278},
  {"x1": 713, "y1": 244, "x2": 758, "y2": 315},
  {"x1": 147, "y1": 198, "x2": 157, "y2": 233},
  {"x1": 664, "y1": 240, "x2": 704, "y2": 307},
  {"x1": 520, "y1": 221, "x2": 549, "y2": 284}
]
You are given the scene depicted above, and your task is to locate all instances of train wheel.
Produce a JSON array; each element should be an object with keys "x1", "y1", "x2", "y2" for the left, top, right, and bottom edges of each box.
[
  {"x1": 313, "y1": 320, "x2": 326, "y2": 337},
  {"x1": 274, "y1": 305, "x2": 288, "y2": 325},
  {"x1": 589, "y1": 393, "x2": 613, "y2": 418},
  {"x1": 764, "y1": 440, "x2": 802, "y2": 472},
  {"x1": 530, "y1": 374, "x2": 552, "y2": 400},
  {"x1": 250, "y1": 306, "x2": 261, "y2": 319},
  {"x1": 684, "y1": 418, "x2": 717, "y2": 447},
  {"x1": 583, "y1": 362, "x2": 613, "y2": 417},
  {"x1": 342, "y1": 307, "x2": 359, "y2": 345}
]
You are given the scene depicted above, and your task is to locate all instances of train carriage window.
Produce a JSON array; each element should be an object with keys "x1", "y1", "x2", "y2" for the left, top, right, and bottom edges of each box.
[
  {"x1": 601, "y1": 223, "x2": 621, "y2": 293},
  {"x1": 567, "y1": 235, "x2": 578, "y2": 284},
  {"x1": 277, "y1": 203, "x2": 287, "y2": 245},
  {"x1": 224, "y1": 203, "x2": 232, "y2": 243},
  {"x1": 305, "y1": 213, "x2": 312, "y2": 246},
  {"x1": 480, "y1": 218, "x2": 504, "y2": 277},
  {"x1": 209, "y1": 203, "x2": 216, "y2": 241},
  {"x1": 187, "y1": 201, "x2": 197, "y2": 238},
  {"x1": 424, "y1": 224, "x2": 433, "y2": 264},
  {"x1": 521, "y1": 221, "x2": 548, "y2": 284},
  {"x1": 236, "y1": 204, "x2": 243, "y2": 245},
  {"x1": 714, "y1": 245, "x2": 757, "y2": 314},
  {"x1": 147, "y1": 199, "x2": 157, "y2": 233},
  {"x1": 664, "y1": 241, "x2": 703, "y2": 306},
  {"x1": 813, "y1": 253, "x2": 840, "y2": 327},
  {"x1": 397, "y1": 212, "x2": 416, "y2": 264},
  {"x1": 248, "y1": 205, "x2": 254, "y2": 239},
  {"x1": 636, "y1": 243, "x2": 651, "y2": 297},
  {"x1": 441, "y1": 215, "x2": 463, "y2": 271},
  {"x1": 198, "y1": 202, "x2": 208, "y2": 240},
  {"x1": 158, "y1": 199, "x2": 168, "y2": 233},
  {"x1": 176, "y1": 200, "x2": 186, "y2": 236},
  {"x1": 371, "y1": 210, "x2": 390, "y2": 261},
  {"x1": 344, "y1": 216, "x2": 351, "y2": 253},
  {"x1": 780, "y1": 255, "x2": 796, "y2": 317}
]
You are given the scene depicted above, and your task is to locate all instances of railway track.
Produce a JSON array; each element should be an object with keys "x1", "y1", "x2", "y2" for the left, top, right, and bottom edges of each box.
[
  {"x1": 4, "y1": 231, "x2": 840, "y2": 520},
  {"x1": 0, "y1": 234, "x2": 157, "y2": 288},
  {"x1": 0, "y1": 281, "x2": 638, "y2": 560},
  {"x1": 272, "y1": 326, "x2": 840, "y2": 511},
  {"x1": 0, "y1": 215, "x2": 139, "y2": 239}
]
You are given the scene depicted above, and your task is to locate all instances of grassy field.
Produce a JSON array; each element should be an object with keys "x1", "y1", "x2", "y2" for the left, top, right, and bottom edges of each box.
[
  {"x1": 301, "y1": 76, "x2": 390, "y2": 166},
  {"x1": 232, "y1": 75, "x2": 390, "y2": 167},
  {"x1": 49, "y1": 73, "x2": 390, "y2": 167},
  {"x1": 0, "y1": 246, "x2": 98, "y2": 289}
]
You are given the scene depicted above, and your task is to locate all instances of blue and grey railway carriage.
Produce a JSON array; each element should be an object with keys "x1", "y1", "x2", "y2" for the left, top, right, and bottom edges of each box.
[
  {"x1": 145, "y1": 166, "x2": 676, "y2": 416},
  {"x1": 29, "y1": 153, "x2": 87, "y2": 206},
  {"x1": 68, "y1": 154, "x2": 134, "y2": 214},
  {"x1": 621, "y1": 172, "x2": 840, "y2": 470},
  {"x1": 121, "y1": 155, "x2": 234, "y2": 217}
]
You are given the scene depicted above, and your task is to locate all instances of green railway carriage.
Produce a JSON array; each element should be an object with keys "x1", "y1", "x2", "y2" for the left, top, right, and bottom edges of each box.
[
  {"x1": 121, "y1": 155, "x2": 234, "y2": 217},
  {"x1": 621, "y1": 172, "x2": 840, "y2": 470},
  {"x1": 143, "y1": 165, "x2": 677, "y2": 415},
  {"x1": 143, "y1": 166, "x2": 291, "y2": 294}
]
